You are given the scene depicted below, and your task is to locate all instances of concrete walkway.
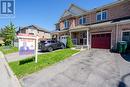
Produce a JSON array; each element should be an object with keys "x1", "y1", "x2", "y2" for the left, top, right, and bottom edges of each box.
[
  {"x1": 0, "y1": 52, "x2": 21, "y2": 87},
  {"x1": 21, "y1": 49, "x2": 122, "y2": 87},
  {"x1": 5, "y1": 51, "x2": 44, "y2": 62}
]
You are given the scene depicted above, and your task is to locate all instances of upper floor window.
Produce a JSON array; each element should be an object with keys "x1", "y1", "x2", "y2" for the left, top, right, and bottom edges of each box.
[
  {"x1": 96, "y1": 10, "x2": 108, "y2": 21},
  {"x1": 79, "y1": 17, "x2": 86, "y2": 25},
  {"x1": 55, "y1": 23, "x2": 60, "y2": 31},
  {"x1": 64, "y1": 20, "x2": 69, "y2": 29}
]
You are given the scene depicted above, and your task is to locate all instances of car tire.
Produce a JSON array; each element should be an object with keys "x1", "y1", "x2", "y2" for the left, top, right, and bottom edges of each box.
[
  {"x1": 61, "y1": 44, "x2": 65, "y2": 49},
  {"x1": 48, "y1": 47, "x2": 53, "y2": 52}
]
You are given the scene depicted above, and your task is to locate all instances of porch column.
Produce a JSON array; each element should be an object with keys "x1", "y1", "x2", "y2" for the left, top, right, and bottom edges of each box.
[{"x1": 87, "y1": 29, "x2": 89, "y2": 49}]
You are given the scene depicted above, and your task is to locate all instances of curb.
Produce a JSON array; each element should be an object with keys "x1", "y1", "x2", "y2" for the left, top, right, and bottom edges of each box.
[{"x1": 0, "y1": 51, "x2": 22, "y2": 87}]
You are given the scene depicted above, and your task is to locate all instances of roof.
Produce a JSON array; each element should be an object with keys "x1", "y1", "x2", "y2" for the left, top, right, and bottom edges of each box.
[
  {"x1": 60, "y1": 4, "x2": 87, "y2": 20},
  {"x1": 59, "y1": 0, "x2": 127, "y2": 20},
  {"x1": 19, "y1": 25, "x2": 50, "y2": 33},
  {"x1": 89, "y1": 0, "x2": 126, "y2": 12}
]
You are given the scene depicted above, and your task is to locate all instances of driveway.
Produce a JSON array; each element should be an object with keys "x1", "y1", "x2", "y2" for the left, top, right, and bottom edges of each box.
[{"x1": 20, "y1": 49, "x2": 130, "y2": 87}]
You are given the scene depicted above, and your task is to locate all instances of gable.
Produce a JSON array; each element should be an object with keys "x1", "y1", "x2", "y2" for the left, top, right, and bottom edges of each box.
[
  {"x1": 68, "y1": 4, "x2": 86, "y2": 15},
  {"x1": 60, "y1": 4, "x2": 87, "y2": 19},
  {"x1": 61, "y1": 10, "x2": 74, "y2": 18}
]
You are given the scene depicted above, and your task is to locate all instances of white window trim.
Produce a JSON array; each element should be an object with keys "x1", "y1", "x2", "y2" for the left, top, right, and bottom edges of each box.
[
  {"x1": 102, "y1": 10, "x2": 108, "y2": 21},
  {"x1": 79, "y1": 16, "x2": 87, "y2": 25},
  {"x1": 96, "y1": 12, "x2": 102, "y2": 22},
  {"x1": 96, "y1": 10, "x2": 108, "y2": 22},
  {"x1": 121, "y1": 30, "x2": 130, "y2": 41},
  {"x1": 64, "y1": 20, "x2": 69, "y2": 29}
]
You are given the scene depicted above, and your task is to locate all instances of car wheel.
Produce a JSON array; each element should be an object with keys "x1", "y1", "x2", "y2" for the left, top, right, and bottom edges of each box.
[
  {"x1": 61, "y1": 44, "x2": 65, "y2": 49},
  {"x1": 48, "y1": 47, "x2": 53, "y2": 52}
]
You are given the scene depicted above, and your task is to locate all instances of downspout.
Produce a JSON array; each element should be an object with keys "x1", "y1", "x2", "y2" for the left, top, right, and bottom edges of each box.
[
  {"x1": 116, "y1": 23, "x2": 119, "y2": 49},
  {"x1": 87, "y1": 28, "x2": 89, "y2": 49}
]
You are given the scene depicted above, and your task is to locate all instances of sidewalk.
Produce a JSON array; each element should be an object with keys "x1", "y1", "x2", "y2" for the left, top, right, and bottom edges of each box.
[
  {"x1": 5, "y1": 51, "x2": 44, "y2": 62},
  {"x1": 0, "y1": 51, "x2": 21, "y2": 87}
]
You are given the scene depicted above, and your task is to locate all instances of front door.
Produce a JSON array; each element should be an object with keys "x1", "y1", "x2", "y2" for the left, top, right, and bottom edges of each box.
[{"x1": 80, "y1": 31, "x2": 87, "y2": 45}]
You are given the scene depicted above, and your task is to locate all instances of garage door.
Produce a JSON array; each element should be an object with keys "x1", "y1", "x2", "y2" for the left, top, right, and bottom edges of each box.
[{"x1": 91, "y1": 33, "x2": 111, "y2": 49}]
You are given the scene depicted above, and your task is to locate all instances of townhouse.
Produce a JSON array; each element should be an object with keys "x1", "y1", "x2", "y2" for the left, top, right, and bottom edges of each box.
[{"x1": 52, "y1": 0, "x2": 130, "y2": 50}]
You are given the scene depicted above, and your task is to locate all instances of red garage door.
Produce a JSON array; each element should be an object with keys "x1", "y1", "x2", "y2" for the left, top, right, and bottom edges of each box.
[{"x1": 91, "y1": 33, "x2": 111, "y2": 49}]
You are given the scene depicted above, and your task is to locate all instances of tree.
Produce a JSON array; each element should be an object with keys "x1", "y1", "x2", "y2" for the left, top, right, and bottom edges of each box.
[
  {"x1": 0, "y1": 28, "x2": 4, "y2": 37},
  {"x1": 66, "y1": 36, "x2": 73, "y2": 48},
  {"x1": 2, "y1": 22, "x2": 16, "y2": 46}
]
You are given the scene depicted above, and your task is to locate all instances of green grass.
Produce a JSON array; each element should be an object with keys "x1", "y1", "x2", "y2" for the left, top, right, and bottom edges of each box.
[
  {"x1": 0, "y1": 47, "x2": 18, "y2": 54},
  {"x1": 9, "y1": 49, "x2": 79, "y2": 78}
]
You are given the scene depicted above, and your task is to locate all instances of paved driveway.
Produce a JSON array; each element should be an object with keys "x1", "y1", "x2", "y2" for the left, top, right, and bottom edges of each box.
[{"x1": 20, "y1": 49, "x2": 130, "y2": 87}]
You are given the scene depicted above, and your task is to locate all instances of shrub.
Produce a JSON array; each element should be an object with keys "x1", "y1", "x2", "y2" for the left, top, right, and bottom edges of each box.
[
  {"x1": 66, "y1": 36, "x2": 73, "y2": 48},
  {"x1": 19, "y1": 57, "x2": 34, "y2": 65}
]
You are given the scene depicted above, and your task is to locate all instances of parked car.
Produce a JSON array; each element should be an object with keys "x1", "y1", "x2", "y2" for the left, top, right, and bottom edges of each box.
[{"x1": 39, "y1": 40, "x2": 65, "y2": 52}]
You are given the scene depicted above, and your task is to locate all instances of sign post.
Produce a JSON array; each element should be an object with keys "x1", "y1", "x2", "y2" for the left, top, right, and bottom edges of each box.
[
  {"x1": 35, "y1": 36, "x2": 38, "y2": 63},
  {"x1": 17, "y1": 34, "x2": 39, "y2": 63}
]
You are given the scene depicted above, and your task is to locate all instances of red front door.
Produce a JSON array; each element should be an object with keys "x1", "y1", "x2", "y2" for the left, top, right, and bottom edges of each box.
[{"x1": 91, "y1": 33, "x2": 111, "y2": 49}]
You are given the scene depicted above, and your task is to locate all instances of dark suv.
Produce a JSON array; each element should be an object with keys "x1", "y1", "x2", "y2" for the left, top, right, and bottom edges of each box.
[{"x1": 39, "y1": 40, "x2": 65, "y2": 52}]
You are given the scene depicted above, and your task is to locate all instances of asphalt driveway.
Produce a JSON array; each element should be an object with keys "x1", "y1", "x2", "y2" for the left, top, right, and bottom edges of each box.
[{"x1": 20, "y1": 49, "x2": 130, "y2": 87}]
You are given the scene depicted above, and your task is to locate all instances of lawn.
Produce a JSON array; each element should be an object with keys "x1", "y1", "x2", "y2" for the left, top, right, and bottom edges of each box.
[
  {"x1": 0, "y1": 46, "x2": 18, "y2": 54},
  {"x1": 9, "y1": 49, "x2": 79, "y2": 78}
]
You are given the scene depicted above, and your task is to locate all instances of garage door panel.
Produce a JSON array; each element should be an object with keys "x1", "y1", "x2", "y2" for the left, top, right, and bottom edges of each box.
[{"x1": 91, "y1": 33, "x2": 111, "y2": 49}]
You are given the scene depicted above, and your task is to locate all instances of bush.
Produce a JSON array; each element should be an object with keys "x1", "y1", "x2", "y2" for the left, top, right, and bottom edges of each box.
[
  {"x1": 66, "y1": 36, "x2": 73, "y2": 48},
  {"x1": 19, "y1": 57, "x2": 34, "y2": 65}
]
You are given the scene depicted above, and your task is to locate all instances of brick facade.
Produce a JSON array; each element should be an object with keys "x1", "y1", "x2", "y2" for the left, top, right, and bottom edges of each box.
[
  {"x1": 54, "y1": 0, "x2": 130, "y2": 49},
  {"x1": 58, "y1": 1, "x2": 130, "y2": 30}
]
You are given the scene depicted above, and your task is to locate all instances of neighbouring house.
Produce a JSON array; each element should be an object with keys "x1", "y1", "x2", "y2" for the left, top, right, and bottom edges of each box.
[
  {"x1": 52, "y1": 0, "x2": 130, "y2": 50},
  {"x1": 17, "y1": 25, "x2": 51, "y2": 40}
]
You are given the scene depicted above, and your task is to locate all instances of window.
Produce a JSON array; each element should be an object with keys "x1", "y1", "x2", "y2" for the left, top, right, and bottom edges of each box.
[
  {"x1": 122, "y1": 31, "x2": 130, "y2": 49},
  {"x1": 29, "y1": 33, "x2": 34, "y2": 35},
  {"x1": 96, "y1": 12, "x2": 102, "y2": 21},
  {"x1": 102, "y1": 11, "x2": 107, "y2": 20},
  {"x1": 96, "y1": 10, "x2": 108, "y2": 21},
  {"x1": 122, "y1": 32, "x2": 130, "y2": 41},
  {"x1": 51, "y1": 41, "x2": 56, "y2": 43},
  {"x1": 79, "y1": 17, "x2": 87, "y2": 25},
  {"x1": 64, "y1": 20, "x2": 69, "y2": 29}
]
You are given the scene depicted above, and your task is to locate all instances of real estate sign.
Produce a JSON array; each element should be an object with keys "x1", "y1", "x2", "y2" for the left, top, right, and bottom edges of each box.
[
  {"x1": 17, "y1": 34, "x2": 38, "y2": 63},
  {"x1": 19, "y1": 38, "x2": 35, "y2": 55}
]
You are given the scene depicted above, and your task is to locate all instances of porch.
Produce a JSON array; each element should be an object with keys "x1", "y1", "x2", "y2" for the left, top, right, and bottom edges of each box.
[{"x1": 70, "y1": 28, "x2": 89, "y2": 48}]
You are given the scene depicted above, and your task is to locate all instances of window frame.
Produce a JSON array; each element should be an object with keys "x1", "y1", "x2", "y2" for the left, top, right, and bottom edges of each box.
[
  {"x1": 64, "y1": 20, "x2": 69, "y2": 29},
  {"x1": 96, "y1": 10, "x2": 108, "y2": 22},
  {"x1": 102, "y1": 10, "x2": 108, "y2": 21},
  {"x1": 79, "y1": 16, "x2": 87, "y2": 25},
  {"x1": 121, "y1": 30, "x2": 130, "y2": 41},
  {"x1": 96, "y1": 12, "x2": 102, "y2": 22}
]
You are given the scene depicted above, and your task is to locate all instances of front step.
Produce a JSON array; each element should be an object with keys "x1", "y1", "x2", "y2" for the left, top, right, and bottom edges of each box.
[{"x1": 75, "y1": 45, "x2": 88, "y2": 49}]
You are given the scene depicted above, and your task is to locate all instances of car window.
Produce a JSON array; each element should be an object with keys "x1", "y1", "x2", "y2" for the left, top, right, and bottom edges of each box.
[
  {"x1": 40, "y1": 41, "x2": 45, "y2": 43},
  {"x1": 47, "y1": 41, "x2": 51, "y2": 43},
  {"x1": 51, "y1": 41, "x2": 56, "y2": 43}
]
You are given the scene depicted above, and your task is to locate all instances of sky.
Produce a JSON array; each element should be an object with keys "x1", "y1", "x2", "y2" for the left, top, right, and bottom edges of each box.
[{"x1": 0, "y1": 0, "x2": 117, "y2": 31}]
